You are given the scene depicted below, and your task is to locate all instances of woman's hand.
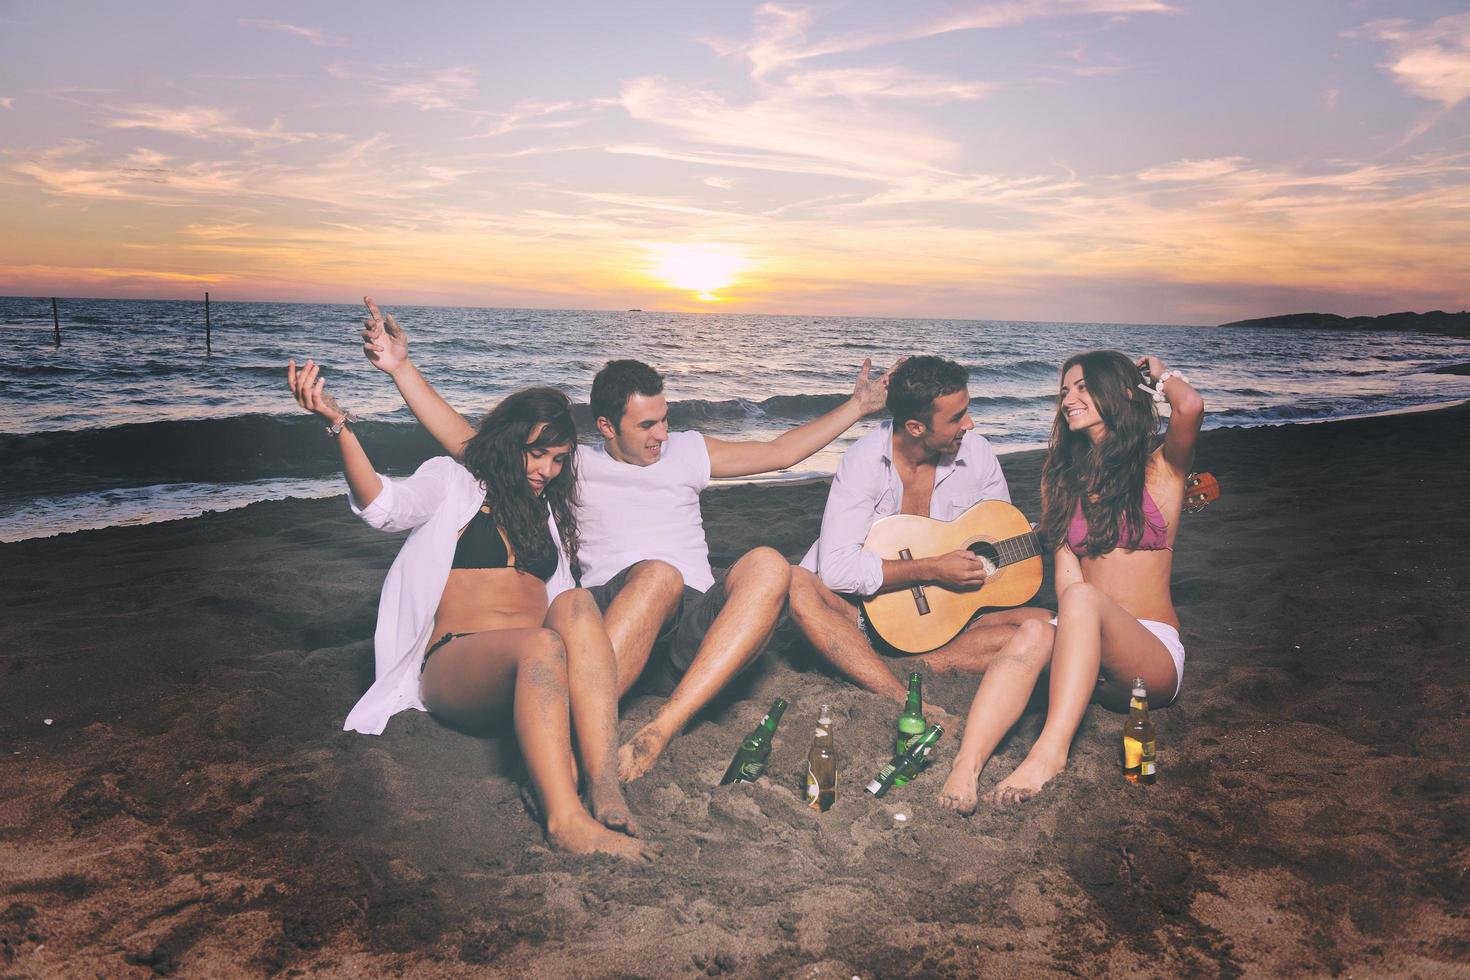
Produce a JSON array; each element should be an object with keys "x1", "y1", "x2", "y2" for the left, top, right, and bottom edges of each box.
[
  {"x1": 1136, "y1": 354, "x2": 1167, "y2": 381},
  {"x1": 361, "y1": 296, "x2": 409, "y2": 375},
  {"x1": 287, "y1": 359, "x2": 347, "y2": 423}
]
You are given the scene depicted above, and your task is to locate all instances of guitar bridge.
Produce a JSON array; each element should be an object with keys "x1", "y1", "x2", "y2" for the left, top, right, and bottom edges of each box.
[{"x1": 899, "y1": 548, "x2": 931, "y2": 616}]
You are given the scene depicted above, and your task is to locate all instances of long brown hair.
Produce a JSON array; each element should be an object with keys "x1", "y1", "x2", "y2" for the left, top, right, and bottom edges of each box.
[
  {"x1": 460, "y1": 387, "x2": 581, "y2": 582},
  {"x1": 1039, "y1": 350, "x2": 1162, "y2": 556}
]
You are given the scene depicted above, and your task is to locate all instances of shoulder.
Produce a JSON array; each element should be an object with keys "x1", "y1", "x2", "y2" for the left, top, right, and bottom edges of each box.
[
  {"x1": 831, "y1": 423, "x2": 888, "y2": 485},
  {"x1": 668, "y1": 430, "x2": 706, "y2": 453},
  {"x1": 959, "y1": 430, "x2": 1000, "y2": 462},
  {"x1": 414, "y1": 455, "x2": 475, "y2": 483}
]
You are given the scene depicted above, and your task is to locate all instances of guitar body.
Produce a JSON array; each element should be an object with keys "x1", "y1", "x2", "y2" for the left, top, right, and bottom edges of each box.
[{"x1": 861, "y1": 499, "x2": 1043, "y2": 654}]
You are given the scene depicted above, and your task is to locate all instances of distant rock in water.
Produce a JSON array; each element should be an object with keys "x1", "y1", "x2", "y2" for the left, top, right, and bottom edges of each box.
[{"x1": 1220, "y1": 311, "x2": 1470, "y2": 336}]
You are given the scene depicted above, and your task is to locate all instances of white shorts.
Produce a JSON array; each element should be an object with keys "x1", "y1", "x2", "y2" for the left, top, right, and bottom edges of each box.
[{"x1": 1047, "y1": 616, "x2": 1185, "y2": 701}]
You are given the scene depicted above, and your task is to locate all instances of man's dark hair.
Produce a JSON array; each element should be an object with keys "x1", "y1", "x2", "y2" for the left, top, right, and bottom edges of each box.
[
  {"x1": 887, "y1": 355, "x2": 969, "y2": 427},
  {"x1": 590, "y1": 359, "x2": 664, "y2": 429}
]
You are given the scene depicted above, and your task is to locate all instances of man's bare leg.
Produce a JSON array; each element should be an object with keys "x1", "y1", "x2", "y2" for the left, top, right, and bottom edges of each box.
[
  {"x1": 914, "y1": 607, "x2": 1054, "y2": 674},
  {"x1": 787, "y1": 566, "x2": 908, "y2": 701},
  {"x1": 786, "y1": 568, "x2": 964, "y2": 731},
  {"x1": 618, "y1": 547, "x2": 791, "y2": 782},
  {"x1": 599, "y1": 560, "x2": 685, "y2": 696}
]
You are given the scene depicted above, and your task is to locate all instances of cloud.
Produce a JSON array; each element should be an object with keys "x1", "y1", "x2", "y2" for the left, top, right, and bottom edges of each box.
[
  {"x1": 380, "y1": 68, "x2": 478, "y2": 111},
  {"x1": 238, "y1": 18, "x2": 346, "y2": 48},
  {"x1": 0, "y1": 97, "x2": 13, "y2": 110},
  {"x1": 1352, "y1": 13, "x2": 1470, "y2": 107},
  {"x1": 783, "y1": 67, "x2": 997, "y2": 103},
  {"x1": 619, "y1": 76, "x2": 957, "y2": 181},
  {"x1": 1137, "y1": 157, "x2": 1249, "y2": 182},
  {"x1": 712, "y1": 1, "x2": 1177, "y2": 78},
  {"x1": 105, "y1": 105, "x2": 321, "y2": 145}
]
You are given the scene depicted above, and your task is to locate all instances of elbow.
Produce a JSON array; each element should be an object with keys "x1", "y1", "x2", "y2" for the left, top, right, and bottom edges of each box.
[{"x1": 1173, "y1": 390, "x2": 1204, "y2": 420}]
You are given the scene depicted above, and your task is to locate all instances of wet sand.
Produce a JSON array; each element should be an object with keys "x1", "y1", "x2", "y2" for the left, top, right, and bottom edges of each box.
[{"x1": 2, "y1": 407, "x2": 1467, "y2": 976}]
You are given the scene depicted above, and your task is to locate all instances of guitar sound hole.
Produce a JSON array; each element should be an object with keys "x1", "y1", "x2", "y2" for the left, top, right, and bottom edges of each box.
[{"x1": 968, "y1": 542, "x2": 1000, "y2": 565}]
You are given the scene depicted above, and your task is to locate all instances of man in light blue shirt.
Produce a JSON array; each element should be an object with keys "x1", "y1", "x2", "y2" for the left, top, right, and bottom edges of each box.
[{"x1": 791, "y1": 356, "x2": 1050, "y2": 709}]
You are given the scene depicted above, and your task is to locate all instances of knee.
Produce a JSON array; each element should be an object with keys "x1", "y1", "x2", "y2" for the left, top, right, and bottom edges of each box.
[
  {"x1": 630, "y1": 559, "x2": 684, "y2": 600},
  {"x1": 1058, "y1": 582, "x2": 1102, "y2": 617},
  {"x1": 1013, "y1": 618, "x2": 1055, "y2": 661},
  {"x1": 552, "y1": 587, "x2": 598, "y2": 616},
  {"x1": 526, "y1": 628, "x2": 568, "y2": 667},
  {"x1": 730, "y1": 546, "x2": 792, "y2": 595}
]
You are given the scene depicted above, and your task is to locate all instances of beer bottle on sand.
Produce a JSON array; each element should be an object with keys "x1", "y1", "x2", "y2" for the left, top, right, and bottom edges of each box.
[
  {"x1": 866, "y1": 724, "x2": 944, "y2": 798},
  {"x1": 893, "y1": 672, "x2": 927, "y2": 786},
  {"x1": 1123, "y1": 678, "x2": 1157, "y2": 785},
  {"x1": 804, "y1": 703, "x2": 837, "y2": 811},
  {"x1": 721, "y1": 698, "x2": 788, "y2": 785}
]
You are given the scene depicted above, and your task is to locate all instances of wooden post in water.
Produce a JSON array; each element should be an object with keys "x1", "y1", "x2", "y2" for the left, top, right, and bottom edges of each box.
[
  {"x1": 204, "y1": 291, "x2": 212, "y2": 355},
  {"x1": 51, "y1": 297, "x2": 60, "y2": 347}
]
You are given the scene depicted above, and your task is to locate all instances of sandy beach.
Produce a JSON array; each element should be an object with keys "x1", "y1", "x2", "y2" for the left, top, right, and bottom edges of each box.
[{"x1": 2, "y1": 406, "x2": 1467, "y2": 977}]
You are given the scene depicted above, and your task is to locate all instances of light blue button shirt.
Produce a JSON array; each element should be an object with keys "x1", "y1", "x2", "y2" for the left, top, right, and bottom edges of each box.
[{"x1": 799, "y1": 421, "x2": 1011, "y2": 597}]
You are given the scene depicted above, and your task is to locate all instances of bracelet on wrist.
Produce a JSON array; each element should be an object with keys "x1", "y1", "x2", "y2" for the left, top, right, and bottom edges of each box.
[
  {"x1": 326, "y1": 411, "x2": 361, "y2": 436},
  {"x1": 1137, "y1": 370, "x2": 1189, "y2": 403}
]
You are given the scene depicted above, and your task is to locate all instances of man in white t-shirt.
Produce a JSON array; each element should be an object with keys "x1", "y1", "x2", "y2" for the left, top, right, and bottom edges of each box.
[
  {"x1": 791, "y1": 356, "x2": 1052, "y2": 714},
  {"x1": 358, "y1": 300, "x2": 893, "y2": 781}
]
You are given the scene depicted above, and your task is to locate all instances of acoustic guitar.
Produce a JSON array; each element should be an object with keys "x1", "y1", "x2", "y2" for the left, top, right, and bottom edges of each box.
[{"x1": 861, "y1": 472, "x2": 1220, "y2": 654}]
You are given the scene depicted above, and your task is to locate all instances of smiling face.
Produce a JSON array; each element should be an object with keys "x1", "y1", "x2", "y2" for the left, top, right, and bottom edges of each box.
[
  {"x1": 524, "y1": 424, "x2": 572, "y2": 495},
  {"x1": 598, "y1": 391, "x2": 669, "y2": 466},
  {"x1": 910, "y1": 386, "x2": 974, "y2": 455},
  {"x1": 1060, "y1": 364, "x2": 1106, "y2": 442}
]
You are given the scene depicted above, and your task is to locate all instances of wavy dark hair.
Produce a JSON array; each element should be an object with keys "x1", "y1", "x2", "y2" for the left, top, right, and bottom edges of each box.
[
  {"x1": 460, "y1": 387, "x2": 581, "y2": 582},
  {"x1": 1039, "y1": 350, "x2": 1162, "y2": 556}
]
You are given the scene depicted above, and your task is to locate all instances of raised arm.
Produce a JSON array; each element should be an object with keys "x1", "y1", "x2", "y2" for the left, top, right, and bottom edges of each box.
[
  {"x1": 288, "y1": 358, "x2": 382, "y2": 507},
  {"x1": 704, "y1": 358, "x2": 901, "y2": 479},
  {"x1": 361, "y1": 297, "x2": 476, "y2": 459},
  {"x1": 1137, "y1": 354, "x2": 1203, "y2": 474}
]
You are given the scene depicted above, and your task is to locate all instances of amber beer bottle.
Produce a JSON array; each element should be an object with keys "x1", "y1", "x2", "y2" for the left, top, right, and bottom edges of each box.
[
  {"x1": 1123, "y1": 677, "x2": 1157, "y2": 785},
  {"x1": 803, "y1": 704, "x2": 837, "y2": 811},
  {"x1": 721, "y1": 698, "x2": 787, "y2": 785}
]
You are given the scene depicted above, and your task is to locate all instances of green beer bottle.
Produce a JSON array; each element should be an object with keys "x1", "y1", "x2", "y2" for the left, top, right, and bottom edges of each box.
[
  {"x1": 720, "y1": 697, "x2": 788, "y2": 785},
  {"x1": 865, "y1": 724, "x2": 944, "y2": 798},
  {"x1": 893, "y1": 672, "x2": 927, "y2": 786}
]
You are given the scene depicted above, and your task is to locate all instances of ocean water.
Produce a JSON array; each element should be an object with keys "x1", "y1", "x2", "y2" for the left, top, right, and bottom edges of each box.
[{"x1": 3, "y1": 296, "x2": 1469, "y2": 542}]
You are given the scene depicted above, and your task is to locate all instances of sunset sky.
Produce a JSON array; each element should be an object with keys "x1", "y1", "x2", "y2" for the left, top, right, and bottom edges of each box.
[{"x1": 2, "y1": 1, "x2": 1468, "y2": 323}]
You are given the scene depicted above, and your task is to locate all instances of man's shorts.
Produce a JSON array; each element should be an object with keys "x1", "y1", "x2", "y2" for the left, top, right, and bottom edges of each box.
[{"x1": 586, "y1": 562, "x2": 730, "y2": 694}]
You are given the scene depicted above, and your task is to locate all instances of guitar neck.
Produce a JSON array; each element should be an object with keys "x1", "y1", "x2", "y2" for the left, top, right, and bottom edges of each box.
[{"x1": 989, "y1": 530, "x2": 1042, "y2": 568}]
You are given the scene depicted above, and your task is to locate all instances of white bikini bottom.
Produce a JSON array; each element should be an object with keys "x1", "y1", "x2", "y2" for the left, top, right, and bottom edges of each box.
[{"x1": 1047, "y1": 616, "x2": 1185, "y2": 701}]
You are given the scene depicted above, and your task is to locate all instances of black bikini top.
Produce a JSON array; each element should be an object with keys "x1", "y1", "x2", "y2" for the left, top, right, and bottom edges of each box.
[{"x1": 451, "y1": 504, "x2": 558, "y2": 582}]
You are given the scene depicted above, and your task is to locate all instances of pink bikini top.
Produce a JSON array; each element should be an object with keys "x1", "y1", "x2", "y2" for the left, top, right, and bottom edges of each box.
[{"x1": 1067, "y1": 487, "x2": 1171, "y2": 556}]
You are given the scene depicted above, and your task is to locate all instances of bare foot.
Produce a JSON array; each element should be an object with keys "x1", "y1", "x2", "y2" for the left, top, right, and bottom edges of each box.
[
  {"x1": 983, "y1": 748, "x2": 1067, "y2": 808},
  {"x1": 937, "y1": 761, "x2": 981, "y2": 816},
  {"x1": 587, "y1": 776, "x2": 642, "y2": 837},
  {"x1": 617, "y1": 724, "x2": 671, "y2": 783},
  {"x1": 547, "y1": 812, "x2": 659, "y2": 862}
]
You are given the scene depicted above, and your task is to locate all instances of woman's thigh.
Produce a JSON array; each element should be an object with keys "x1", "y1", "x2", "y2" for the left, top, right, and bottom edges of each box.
[
  {"x1": 1063, "y1": 587, "x2": 1177, "y2": 709},
  {"x1": 419, "y1": 628, "x2": 560, "y2": 731}
]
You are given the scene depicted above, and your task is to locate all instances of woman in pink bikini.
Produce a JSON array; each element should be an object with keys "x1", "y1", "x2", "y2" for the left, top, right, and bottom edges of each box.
[{"x1": 939, "y1": 349, "x2": 1203, "y2": 811}]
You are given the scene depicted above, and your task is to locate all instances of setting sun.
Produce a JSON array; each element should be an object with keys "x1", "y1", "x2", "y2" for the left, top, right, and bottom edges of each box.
[{"x1": 647, "y1": 244, "x2": 750, "y2": 301}]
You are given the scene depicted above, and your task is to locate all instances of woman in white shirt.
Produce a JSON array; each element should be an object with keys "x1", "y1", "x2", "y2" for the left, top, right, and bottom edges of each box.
[{"x1": 289, "y1": 359, "x2": 655, "y2": 861}]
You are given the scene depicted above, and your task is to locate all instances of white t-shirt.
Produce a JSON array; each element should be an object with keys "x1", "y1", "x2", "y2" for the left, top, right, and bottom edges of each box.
[{"x1": 574, "y1": 430, "x2": 715, "y2": 592}]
